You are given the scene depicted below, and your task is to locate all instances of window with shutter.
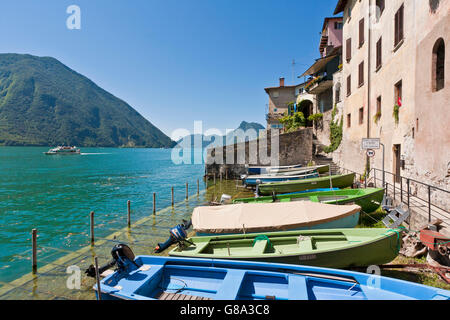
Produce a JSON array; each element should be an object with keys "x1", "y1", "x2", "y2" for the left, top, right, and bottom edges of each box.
[
  {"x1": 376, "y1": 0, "x2": 385, "y2": 16},
  {"x1": 394, "y1": 4, "x2": 404, "y2": 48},
  {"x1": 347, "y1": 75, "x2": 351, "y2": 96},
  {"x1": 376, "y1": 37, "x2": 382, "y2": 70},
  {"x1": 359, "y1": 19, "x2": 365, "y2": 47},
  {"x1": 346, "y1": 38, "x2": 352, "y2": 62},
  {"x1": 358, "y1": 61, "x2": 364, "y2": 87},
  {"x1": 359, "y1": 107, "x2": 364, "y2": 125}
]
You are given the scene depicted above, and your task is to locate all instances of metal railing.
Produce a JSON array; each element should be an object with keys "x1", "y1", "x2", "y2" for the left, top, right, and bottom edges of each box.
[{"x1": 338, "y1": 166, "x2": 450, "y2": 226}]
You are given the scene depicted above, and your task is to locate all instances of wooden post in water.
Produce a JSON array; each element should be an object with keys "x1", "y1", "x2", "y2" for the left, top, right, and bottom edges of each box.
[
  {"x1": 127, "y1": 200, "x2": 131, "y2": 228},
  {"x1": 197, "y1": 179, "x2": 199, "y2": 195},
  {"x1": 90, "y1": 211, "x2": 95, "y2": 245},
  {"x1": 32, "y1": 229, "x2": 37, "y2": 274},
  {"x1": 153, "y1": 193, "x2": 156, "y2": 214},
  {"x1": 214, "y1": 173, "x2": 216, "y2": 185},
  {"x1": 94, "y1": 256, "x2": 102, "y2": 301},
  {"x1": 171, "y1": 187, "x2": 174, "y2": 206},
  {"x1": 186, "y1": 182, "x2": 188, "y2": 200}
]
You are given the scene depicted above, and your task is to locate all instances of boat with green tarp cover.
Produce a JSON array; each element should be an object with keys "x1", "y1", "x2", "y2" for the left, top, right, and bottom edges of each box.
[
  {"x1": 234, "y1": 188, "x2": 384, "y2": 213},
  {"x1": 169, "y1": 228, "x2": 403, "y2": 268},
  {"x1": 257, "y1": 173, "x2": 356, "y2": 196}
]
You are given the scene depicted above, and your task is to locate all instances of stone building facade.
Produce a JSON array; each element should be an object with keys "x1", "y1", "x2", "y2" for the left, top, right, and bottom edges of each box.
[{"x1": 332, "y1": 0, "x2": 449, "y2": 194}]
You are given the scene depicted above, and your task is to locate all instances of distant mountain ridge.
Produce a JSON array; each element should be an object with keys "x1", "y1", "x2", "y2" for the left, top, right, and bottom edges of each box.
[
  {"x1": 176, "y1": 121, "x2": 265, "y2": 148},
  {"x1": 0, "y1": 53, "x2": 175, "y2": 147}
]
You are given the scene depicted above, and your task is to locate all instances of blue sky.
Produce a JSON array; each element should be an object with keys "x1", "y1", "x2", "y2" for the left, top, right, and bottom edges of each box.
[{"x1": 0, "y1": 0, "x2": 340, "y2": 138}]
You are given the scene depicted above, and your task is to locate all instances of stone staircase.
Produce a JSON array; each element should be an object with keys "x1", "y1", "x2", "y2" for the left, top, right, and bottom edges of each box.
[{"x1": 312, "y1": 155, "x2": 340, "y2": 175}]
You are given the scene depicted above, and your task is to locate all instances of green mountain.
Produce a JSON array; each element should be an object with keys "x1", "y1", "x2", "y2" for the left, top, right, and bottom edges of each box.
[{"x1": 0, "y1": 53, "x2": 175, "y2": 147}]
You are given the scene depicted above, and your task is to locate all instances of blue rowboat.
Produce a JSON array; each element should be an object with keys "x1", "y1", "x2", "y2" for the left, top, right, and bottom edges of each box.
[
  {"x1": 243, "y1": 171, "x2": 320, "y2": 186},
  {"x1": 94, "y1": 256, "x2": 450, "y2": 300}
]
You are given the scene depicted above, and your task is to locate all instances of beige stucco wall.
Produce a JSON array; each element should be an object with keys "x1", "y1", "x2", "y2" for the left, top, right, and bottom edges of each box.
[
  {"x1": 332, "y1": 0, "x2": 450, "y2": 212},
  {"x1": 412, "y1": 1, "x2": 450, "y2": 193},
  {"x1": 335, "y1": 0, "x2": 449, "y2": 181}
]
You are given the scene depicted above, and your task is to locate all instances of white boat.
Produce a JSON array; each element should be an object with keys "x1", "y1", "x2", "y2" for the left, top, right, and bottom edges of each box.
[{"x1": 44, "y1": 146, "x2": 81, "y2": 155}]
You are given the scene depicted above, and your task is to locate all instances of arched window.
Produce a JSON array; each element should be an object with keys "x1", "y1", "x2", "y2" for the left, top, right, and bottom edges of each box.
[{"x1": 432, "y1": 38, "x2": 445, "y2": 92}]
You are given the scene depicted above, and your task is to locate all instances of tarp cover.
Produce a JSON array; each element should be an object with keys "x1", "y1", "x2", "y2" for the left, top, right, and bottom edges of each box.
[{"x1": 192, "y1": 201, "x2": 361, "y2": 234}]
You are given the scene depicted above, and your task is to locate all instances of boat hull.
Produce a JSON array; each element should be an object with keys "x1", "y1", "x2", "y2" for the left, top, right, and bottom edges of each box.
[
  {"x1": 234, "y1": 188, "x2": 384, "y2": 213},
  {"x1": 94, "y1": 256, "x2": 450, "y2": 300},
  {"x1": 170, "y1": 228, "x2": 402, "y2": 268},
  {"x1": 244, "y1": 172, "x2": 319, "y2": 186},
  {"x1": 258, "y1": 173, "x2": 356, "y2": 196}
]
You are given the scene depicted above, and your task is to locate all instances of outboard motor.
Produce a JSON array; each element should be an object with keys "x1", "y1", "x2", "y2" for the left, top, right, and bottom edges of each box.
[
  {"x1": 154, "y1": 219, "x2": 193, "y2": 253},
  {"x1": 85, "y1": 243, "x2": 140, "y2": 278}
]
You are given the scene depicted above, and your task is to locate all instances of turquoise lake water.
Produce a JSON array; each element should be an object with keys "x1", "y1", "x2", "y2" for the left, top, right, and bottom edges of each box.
[{"x1": 0, "y1": 147, "x2": 206, "y2": 283}]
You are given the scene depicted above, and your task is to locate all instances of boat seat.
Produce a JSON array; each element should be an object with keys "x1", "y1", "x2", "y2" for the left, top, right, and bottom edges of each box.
[
  {"x1": 288, "y1": 275, "x2": 309, "y2": 300},
  {"x1": 297, "y1": 239, "x2": 313, "y2": 251},
  {"x1": 192, "y1": 241, "x2": 211, "y2": 254},
  {"x1": 252, "y1": 239, "x2": 269, "y2": 254},
  {"x1": 216, "y1": 270, "x2": 246, "y2": 300}
]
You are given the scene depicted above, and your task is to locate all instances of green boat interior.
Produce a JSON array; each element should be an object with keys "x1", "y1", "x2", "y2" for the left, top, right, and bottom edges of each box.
[{"x1": 175, "y1": 231, "x2": 367, "y2": 257}]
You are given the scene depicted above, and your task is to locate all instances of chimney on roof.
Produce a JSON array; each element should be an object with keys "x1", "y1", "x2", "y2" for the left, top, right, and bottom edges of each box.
[{"x1": 279, "y1": 77, "x2": 285, "y2": 87}]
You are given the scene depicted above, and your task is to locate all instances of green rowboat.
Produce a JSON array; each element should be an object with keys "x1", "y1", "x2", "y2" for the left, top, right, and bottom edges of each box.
[
  {"x1": 234, "y1": 188, "x2": 384, "y2": 213},
  {"x1": 169, "y1": 228, "x2": 403, "y2": 268},
  {"x1": 258, "y1": 173, "x2": 356, "y2": 196}
]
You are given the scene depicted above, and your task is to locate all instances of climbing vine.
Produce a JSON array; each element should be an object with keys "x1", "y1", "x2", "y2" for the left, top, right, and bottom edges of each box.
[
  {"x1": 323, "y1": 105, "x2": 343, "y2": 153},
  {"x1": 393, "y1": 104, "x2": 400, "y2": 125}
]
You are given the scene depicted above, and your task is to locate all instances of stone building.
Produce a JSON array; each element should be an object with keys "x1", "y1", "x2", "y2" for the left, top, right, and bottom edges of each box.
[
  {"x1": 331, "y1": 0, "x2": 449, "y2": 188},
  {"x1": 299, "y1": 17, "x2": 344, "y2": 150},
  {"x1": 330, "y1": 0, "x2": 450, "y2": 227}
]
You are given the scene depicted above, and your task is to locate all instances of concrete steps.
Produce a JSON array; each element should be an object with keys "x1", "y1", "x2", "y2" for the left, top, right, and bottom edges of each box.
[{"x1": 312, "y1": 155, "x2": 340, "y2": 175}]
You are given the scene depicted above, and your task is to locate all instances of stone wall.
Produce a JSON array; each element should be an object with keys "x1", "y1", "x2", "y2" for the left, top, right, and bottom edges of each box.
[{"x1": 205, "y1": 128, "x2": 313, "y2": 178}]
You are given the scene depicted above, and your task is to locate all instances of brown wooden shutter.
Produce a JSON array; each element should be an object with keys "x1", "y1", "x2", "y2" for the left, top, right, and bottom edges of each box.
[
  {"x1": 376, "y1": 37, "x2": 382, "y2": 68},
  {"x1": 359, "y1": 18, "x2": 365, "y2": 47},
  {"x1": 359, "y1": 61, "x2": 364, "y2": 86},
  {"x1": 394, "y1": 10, "x2": 399, "y2": 45},
  {"x1": 347, "y1": 75, "x2": 351, "y2": 96},
  {"x1": 346, "y1": 38, "x2": 352, "y2": 61},
  {"x1": 399, "y1": 5, "x2": 404, "y2": 42}
]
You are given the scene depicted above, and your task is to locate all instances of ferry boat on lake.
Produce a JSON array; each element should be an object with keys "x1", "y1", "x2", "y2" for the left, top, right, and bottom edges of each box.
[{"x1": 44, "y1": 146, "x2": 81, "y2": 155}]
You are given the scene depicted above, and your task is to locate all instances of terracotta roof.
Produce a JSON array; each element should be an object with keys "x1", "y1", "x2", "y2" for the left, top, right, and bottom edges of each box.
[
  {"x1": 264, "y1": 81, "x2": 307, "y2": 93},
  {"x1": 334, "y1": 0, "x2": 348, "y2": 14}
]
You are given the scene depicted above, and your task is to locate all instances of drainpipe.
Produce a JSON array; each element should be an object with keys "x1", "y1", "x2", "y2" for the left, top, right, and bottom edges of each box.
[{"x1": 366, "y1": 0, "x2": 372, "y2": 176}]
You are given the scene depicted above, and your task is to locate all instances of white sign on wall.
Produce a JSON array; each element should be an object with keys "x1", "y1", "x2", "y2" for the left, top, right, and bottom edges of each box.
[{"x1": 362, "y1": 138, "x2": 381, "y2": 150}]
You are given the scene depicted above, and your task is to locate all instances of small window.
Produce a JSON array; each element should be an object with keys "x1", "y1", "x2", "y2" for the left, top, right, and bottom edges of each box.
[
  {"x1": 273, "y1": 91, "x2": 279, "y2": 98},
  {"x1": 335, "y1": 85, "x2": 341, "y2": 103},
  {"x1": 376, "y1": 96, "x2": 382, "y2": 116},
  {"x1": 359, "y1": 107, "x2": 364, "y2": 125},
  {"x1": 347, "y1": 75, "x2": 352, "y2": 96},
  {"x1": 358, "y1": 61, "x2": 364, "y2": 87},
  {"x1": 432, "y1": 38, "x2": 445, "y2": 92},
  {"x1": 395, "y1": 80, "x2": 402, "y2": 106},
  {"x1": 359, "y1": 18, "x2": 365, "y2": 47},
  {"x1": 347, "y1": 7, "x2": 352, "y2": 20},
  {"x1": 335, "y1": 22, "x2": 343, "y2": 30},
  {"x1": 346, "y1": 38, "x2": 352, "y2": 62},
  {"x1": 347, "y1": 113, "x2": 352, "y2": 128},
  {"x1": 376, "y1": 0, "x2": 385, "y2": 17},
  {"x1": 376, "y1": 37, "x2": 382, "y2": 70},
  {"x1": 394, "y1": 4, "x2": 404, "y2": 48}
]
